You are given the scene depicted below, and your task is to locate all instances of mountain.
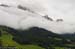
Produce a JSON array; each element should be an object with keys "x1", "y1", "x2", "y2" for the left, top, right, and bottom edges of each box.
[
  {"x1": 61, "y1": 33, "x2": 75, "y2": 41},
  {"x1": 0, "y1": 26, "x2": 64, "y2": 49},
  {"x1": 0, "y1": 25, "x2": 75, "y2": 49},
  {"x1": 0, "y1": 0, "x2": 75, "y2": 34}
]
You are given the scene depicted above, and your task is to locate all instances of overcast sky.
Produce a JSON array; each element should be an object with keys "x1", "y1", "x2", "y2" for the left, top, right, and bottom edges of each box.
[
  {"x1": 0, "y1": 0, "x2": 75, "y2": 23},
  {"x1": 0, "y1": 0, "x2": 75, "y2": 34},
  {"x1": 48, "y1": 0, "x2": 75, "y2": 23}
]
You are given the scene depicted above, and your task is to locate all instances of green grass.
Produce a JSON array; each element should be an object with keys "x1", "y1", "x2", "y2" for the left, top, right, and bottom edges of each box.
[
  {"x1": 0, "y1": 30, "x2": 73, "y2": 49},
  {"x1": 1, "y1": 32, "x2": 67, "y2": 49},
  {"x1": 1, "y1": 31, "x2": 45, "y2": 49},
  {"x1": 54, "y1": 47, "x2": 65, "y2": 49}
]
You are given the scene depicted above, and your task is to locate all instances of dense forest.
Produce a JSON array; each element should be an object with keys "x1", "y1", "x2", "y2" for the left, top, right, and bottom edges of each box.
[{"x1": 0, "y1": 26, "x2": 75, "y2": 49}]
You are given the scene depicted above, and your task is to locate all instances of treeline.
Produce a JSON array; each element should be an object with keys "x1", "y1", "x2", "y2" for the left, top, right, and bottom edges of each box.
[{"x1": 0, "y1": 26, "x2": 75, "y2": 49}]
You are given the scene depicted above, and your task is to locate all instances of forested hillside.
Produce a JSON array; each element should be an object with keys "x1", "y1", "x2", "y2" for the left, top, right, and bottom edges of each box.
[{"x1": 0, "y1": 26, "x2": 75, "y2": 49}]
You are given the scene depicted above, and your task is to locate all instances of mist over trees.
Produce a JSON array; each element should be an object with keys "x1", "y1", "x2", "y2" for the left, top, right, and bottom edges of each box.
[{"x1": 0, "y1": 26, "x2": 74, "y2": 49}]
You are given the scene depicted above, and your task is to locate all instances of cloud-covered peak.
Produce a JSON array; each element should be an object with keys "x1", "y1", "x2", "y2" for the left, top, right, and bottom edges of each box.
[{"x1": 0, "y1": 0, "x2": 75, "y2": 34}]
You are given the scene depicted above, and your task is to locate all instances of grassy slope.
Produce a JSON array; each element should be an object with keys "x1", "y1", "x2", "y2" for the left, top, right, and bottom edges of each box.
[
  {"x1": 1, "y1": 31, "x2": 44, "y2": 49},
  {"x1": 1, "y1": 33, "x2": 65, "y2": 49},
  {"x1": 0, "y1": 29, "x2": 68, "y2": 49}
]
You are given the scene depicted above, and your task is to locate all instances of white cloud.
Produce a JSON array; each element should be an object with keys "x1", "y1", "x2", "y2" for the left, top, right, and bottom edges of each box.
[{"x1": 0, "y1": 0, "x2": 75, "y2": 34}]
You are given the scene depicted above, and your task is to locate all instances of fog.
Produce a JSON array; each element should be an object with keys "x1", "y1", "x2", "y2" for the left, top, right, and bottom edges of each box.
[{"x1": 0, "y1": 0, "x2": 75, "y2": 34}]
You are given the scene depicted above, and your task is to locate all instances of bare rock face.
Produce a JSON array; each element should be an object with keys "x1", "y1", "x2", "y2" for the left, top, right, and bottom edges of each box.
[
  {"x1": 43, "y1": 15, "x2": 53, "y2": 21},
  {"x1": 56, "y1": 19, "x2": 63, "y2": 22}
]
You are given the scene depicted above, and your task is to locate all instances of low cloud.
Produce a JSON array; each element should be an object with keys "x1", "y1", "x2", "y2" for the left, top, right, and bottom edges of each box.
[{"x1": 0, "y1": 0, "x2": 75, "y2": 34}]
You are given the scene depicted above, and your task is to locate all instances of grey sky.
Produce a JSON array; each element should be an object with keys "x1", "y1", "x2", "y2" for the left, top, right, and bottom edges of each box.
[
  {"x1": 0, "y1": 0, "x2": 75, "y2": 34},
  {"x1": 48, "y1": 0, "x2": 75, "y2": 23}
]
